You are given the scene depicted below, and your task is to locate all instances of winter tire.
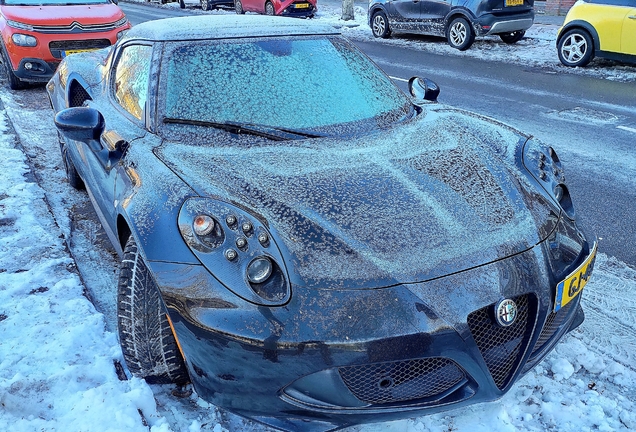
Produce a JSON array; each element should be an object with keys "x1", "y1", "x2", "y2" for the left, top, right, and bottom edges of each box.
[
  {"x1": 117, "y1": 236, "x2": 189, "y2": 385},
  {"x1": 499, "y1": 30, "x2": 525, "y2": 44},
  {"x1": 235, "y1": 0, "x2": 244, "y2": 14},
  {"x1": 447, "y1": 17, "x2": 475, "y2": 51},
  {"x1": 1, "y1": 47, "x2": 26, "y2": 90},
  {"x1": 62, "y1": 145, "x2": 85, "y2": 190},
  {"x1": 265, "y1": 1, "x2": 275, "y2": 15},
  {"x1": 201, "y1": 0, "x2": 210, "y2": 10},
  {"x1": 179, "y1": 0, "x2": 185, "y2": 8},
  {"x1": 371, "y1": 11, "x2": 391, "y2": 39},
  {"x1": 558, "y1": 29, "x2": 594, "y2": 67}
]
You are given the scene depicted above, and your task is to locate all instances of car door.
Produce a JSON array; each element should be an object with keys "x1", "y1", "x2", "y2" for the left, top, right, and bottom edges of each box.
[
  {"x1": 622, "y1": 0, "x2": 636, "y2": 55},
  {"x1": 588, "y1": 0, "x2": 630, "y2": 53},
  {"x1": 420, "y1": 0, "x2": 452, "y2": 35},
  {"x1": 389, "y1": 0, "x2": 423, "y2": 27},
  {"x1": 82, "y1": 43, "x2": 153, "y2": 237}
]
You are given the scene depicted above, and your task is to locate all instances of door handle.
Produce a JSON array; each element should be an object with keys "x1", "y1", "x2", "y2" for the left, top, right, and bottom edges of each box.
[{"x1": 629, "y1": 15, "x2": 636, "y2": 19}]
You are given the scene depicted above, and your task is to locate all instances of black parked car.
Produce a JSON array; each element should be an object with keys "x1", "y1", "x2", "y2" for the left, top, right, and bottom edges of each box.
[
  {"x1": 369, "y1": 0, "x2": 535, "y2": 50},
  {"x1": 47, "y1": 15, "x2": 595, "y2": 431}
]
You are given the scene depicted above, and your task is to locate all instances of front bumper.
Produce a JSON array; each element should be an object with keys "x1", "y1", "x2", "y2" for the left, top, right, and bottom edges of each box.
[{"x1": 151, "y1": 215, "x2": 592, "y2": 429}]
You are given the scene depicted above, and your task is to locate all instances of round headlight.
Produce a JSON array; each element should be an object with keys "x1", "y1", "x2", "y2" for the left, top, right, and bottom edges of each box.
[
  {"x1": 247, "y1": 257, "x2": 273, "y2": 284},
  {"x1": 193, "y1": 214, "x2": 215, "y2": 236}
]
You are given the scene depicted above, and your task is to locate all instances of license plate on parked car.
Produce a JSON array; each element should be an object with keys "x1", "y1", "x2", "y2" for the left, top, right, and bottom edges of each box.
[
  {"x1": 554, "y1": 242, "x2": 597, "y2": 312},
  {"x1": 505, "y1": 0, "x2": 524, "y2": 6},
  {"x1": 295, "y1": 3, "x2": 309, "y2": 8},
  {"x1": 63, "y1": 49, "x2": 97, "y2": 57}
]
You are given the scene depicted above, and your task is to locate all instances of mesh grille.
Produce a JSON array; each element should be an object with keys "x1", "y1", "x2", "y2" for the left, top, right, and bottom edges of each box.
[
  {"x1": 531, "y1": 298, "x2": 576, "y2": 356},
  {"x1": 468, "y1": 295, "x2": 531, "y2": 390},
  {"x1": 339, "y1": 357, "x2": 465, "y2": 405}
]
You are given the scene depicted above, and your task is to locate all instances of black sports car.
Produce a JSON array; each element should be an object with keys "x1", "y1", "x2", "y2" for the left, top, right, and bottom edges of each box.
[{"x1": 47, "y1": 15, "x2": 596, "y2": 431}]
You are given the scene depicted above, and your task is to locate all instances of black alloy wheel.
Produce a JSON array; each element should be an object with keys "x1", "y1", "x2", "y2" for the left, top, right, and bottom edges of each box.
[
  {"x1": 447, "y1": 17, "x2": 475, "y2": 51},
  {"x1": 265, "y1": 1, "x2": 275, "y2": 15},
  {"x1": 499, "y1": 30, "x2": 525, "y2": 44},
  {"x1": 117, "y1": 236, "x2": 189, "y2": 385},
  {"x1": 371, "y1": 11, "x2": 391, "y2": 39},
  {"x1": 235, "y1": 0, "x2": 245, "y2": 14},
  {"x1": 558, "y1": 28, "x2": 594, "y2": 67}
]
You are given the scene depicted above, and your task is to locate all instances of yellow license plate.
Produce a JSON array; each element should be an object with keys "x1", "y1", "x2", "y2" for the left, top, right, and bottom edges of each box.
[
  {"x1": 505, "y1": 0, "x2": 524, "y2": 6},
  {"x1": 295, "y1": 3, "x2": 309, "y2": 8},
  {"x1": 554, "y1": 242, "x2": 597, "y2": 312},
  {"x1": 63, "y1": 49, "x2": 97, "y2": 57}
]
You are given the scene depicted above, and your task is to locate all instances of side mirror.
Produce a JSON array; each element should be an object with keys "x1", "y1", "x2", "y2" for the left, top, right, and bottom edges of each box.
[
  {"x1": 408, "y1": 77, "x2": 440, "y2": 103},
  {"x1": 54, "y1": 107, "x2": 105, "y2": 144}
]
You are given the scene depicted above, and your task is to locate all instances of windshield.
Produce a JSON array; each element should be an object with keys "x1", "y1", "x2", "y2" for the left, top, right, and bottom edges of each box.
[
  {"x1": 161, "y1": 36, "x2": 411, "y2": 133},
  {"x1": 3, "y1": 0, "x2": 110, "y2": 4}
]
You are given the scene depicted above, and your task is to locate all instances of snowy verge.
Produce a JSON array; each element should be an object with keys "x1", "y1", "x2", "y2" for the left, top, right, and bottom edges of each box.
[{"x1": 0, "y1": 103, "x2": 180, "y2": 432}]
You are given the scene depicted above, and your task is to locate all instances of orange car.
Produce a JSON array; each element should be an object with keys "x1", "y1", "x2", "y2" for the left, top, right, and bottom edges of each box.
[{"x1": 0, "y1": 0, "x2": 130, "y2": 90}]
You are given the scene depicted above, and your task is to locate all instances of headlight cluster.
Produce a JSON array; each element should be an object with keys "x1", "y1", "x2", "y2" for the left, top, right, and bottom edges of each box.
[
  {"x1": 12, "y1": 34, "x2": 37, "y2": 47},
  {"x1": 523, "y1": 140, "x2": 575, "y2": 219},
  {"x1": 179, "y1": 198, "x2": 290, "y2": 306}
]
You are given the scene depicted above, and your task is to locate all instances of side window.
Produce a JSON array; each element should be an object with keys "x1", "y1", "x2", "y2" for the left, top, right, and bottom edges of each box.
[{"x1": 112, "y1": 45, "x2": 153, "y2": 120}]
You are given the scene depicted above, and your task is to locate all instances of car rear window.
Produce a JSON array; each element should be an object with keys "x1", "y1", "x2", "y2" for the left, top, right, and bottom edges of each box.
[{"x1": 160, "y1": 36, "x2": 411, "y2": 133}]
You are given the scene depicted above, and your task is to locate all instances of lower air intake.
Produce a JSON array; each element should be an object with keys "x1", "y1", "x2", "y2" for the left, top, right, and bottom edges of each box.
[{"x1": 339, "y1": 357, "x2": 465, "y2": 405}]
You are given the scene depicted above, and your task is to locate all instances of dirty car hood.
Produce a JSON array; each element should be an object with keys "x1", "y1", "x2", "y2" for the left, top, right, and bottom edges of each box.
[{"x1": 156, "y1": 109, "x2": 544, "y2": 289}]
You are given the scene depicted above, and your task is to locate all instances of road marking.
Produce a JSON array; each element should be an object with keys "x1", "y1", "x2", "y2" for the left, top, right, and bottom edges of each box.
[
  {"x1": 617, "y1": 125, "x2": 636, "y2": 134},
  {"x1": 390, "y1": 76, "x2": 409, "y2": 82}
]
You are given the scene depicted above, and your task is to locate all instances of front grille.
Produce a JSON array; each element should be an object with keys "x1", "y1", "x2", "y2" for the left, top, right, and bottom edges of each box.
[
  {"x1": 339, "y1": 357, "x2": 465, "y2": 405},
  {"x1": 49, "y1": 39, "x2": 112, "y2": 59},
  {"x1": 530, "y1": 297, "x2": 576, "y2": 357},
  {"x1": 32, "y1": 19, "x2": 126, "y2": 34},
  {"x1": 468, "y1": 295, "x2": 533, "y2": 390}
]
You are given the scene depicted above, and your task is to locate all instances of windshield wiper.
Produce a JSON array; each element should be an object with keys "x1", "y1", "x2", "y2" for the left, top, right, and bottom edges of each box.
[{"x1": 163, "y1": 118, "x2": 324, "y2": 141}]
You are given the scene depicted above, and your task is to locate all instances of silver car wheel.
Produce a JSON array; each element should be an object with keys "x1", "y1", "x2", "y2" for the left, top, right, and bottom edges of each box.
[
  {"x1": 561, "y1": 34, "x2": 587, "y2": 63},
  {"x1": 372, "y1": 15, "x2": 386, "y2": 36},
  {"x1": 449, "y1": 21, "x2": 467, "y2": 46}
]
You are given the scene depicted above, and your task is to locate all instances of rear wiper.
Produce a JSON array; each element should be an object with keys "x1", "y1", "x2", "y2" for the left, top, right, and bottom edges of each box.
[{"x1": 163, "y1": 118, "x2": 324, "y2": 140}]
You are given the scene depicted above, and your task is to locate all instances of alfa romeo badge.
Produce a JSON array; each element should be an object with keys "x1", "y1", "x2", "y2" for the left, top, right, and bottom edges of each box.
[{"x1": 495, "y1": 298, "x2": 518, "y2": 327}]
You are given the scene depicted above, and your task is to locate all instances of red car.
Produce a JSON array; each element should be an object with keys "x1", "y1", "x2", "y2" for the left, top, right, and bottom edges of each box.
[
  {"x1": 0, "y1": 0, "x2": 130, "y2": 90},
  {"x1": 234, "y1": 0, "x2": 317, "y2": 18}
]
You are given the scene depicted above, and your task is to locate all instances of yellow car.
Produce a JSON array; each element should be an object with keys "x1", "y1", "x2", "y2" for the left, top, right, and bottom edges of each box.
[{"x1": 557, "y1": 0, "x2": 636, "y2": 67}]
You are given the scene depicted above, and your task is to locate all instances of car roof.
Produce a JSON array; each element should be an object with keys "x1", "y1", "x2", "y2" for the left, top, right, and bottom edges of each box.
[{"x1": 125, "y1": 15, "x2": 341, "y2": 42}]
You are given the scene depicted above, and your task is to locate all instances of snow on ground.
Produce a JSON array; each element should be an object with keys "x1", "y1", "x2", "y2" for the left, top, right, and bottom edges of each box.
[{"x1": 1, "y1": 88, "x2": 636, "y2": 431}]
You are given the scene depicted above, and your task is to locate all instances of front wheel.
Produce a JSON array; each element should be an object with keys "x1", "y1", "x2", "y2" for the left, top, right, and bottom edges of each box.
[
  {"x1": 371, "y1": 11, "x2": 391, "y2": 38},
  {"x1": 447, "y1": 17, "x2": 475, "y2": 51},
  {"x1": 179, "y1": 0, "x2": 185, "y2": 8},
  {"x1": 235, "y1": 0, "x2": 244, "y2": 14},
  {"x1": 265, "y1": 1, "x2": 275, "y2": 15},
  {"x1": 499, "y1": 30, "x2": 525, "y2": 44},
  {"x1": 117, "y1": 236, "x2": 189, "y2": 385},
  {"x1": 1, "y1": 48, "x2": 26, "y2": 90},
  {"x1": 201, "y1": 0, "x2": 210, "y2": 10},
  {"x1": 558, "y1": 29, "x2": 594, "y2": 67},
  {"x1": 61, "y1": 145, "x2": 85, "y2": 190}
]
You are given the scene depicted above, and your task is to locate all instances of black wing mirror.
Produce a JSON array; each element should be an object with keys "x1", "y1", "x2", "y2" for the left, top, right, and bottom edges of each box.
[
  {"x1": 54, "y1": 107, "x2": 105, "y2": 144},
  {"x1": 408, "y1": 77, "x2": 440, "y2": 103}
]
